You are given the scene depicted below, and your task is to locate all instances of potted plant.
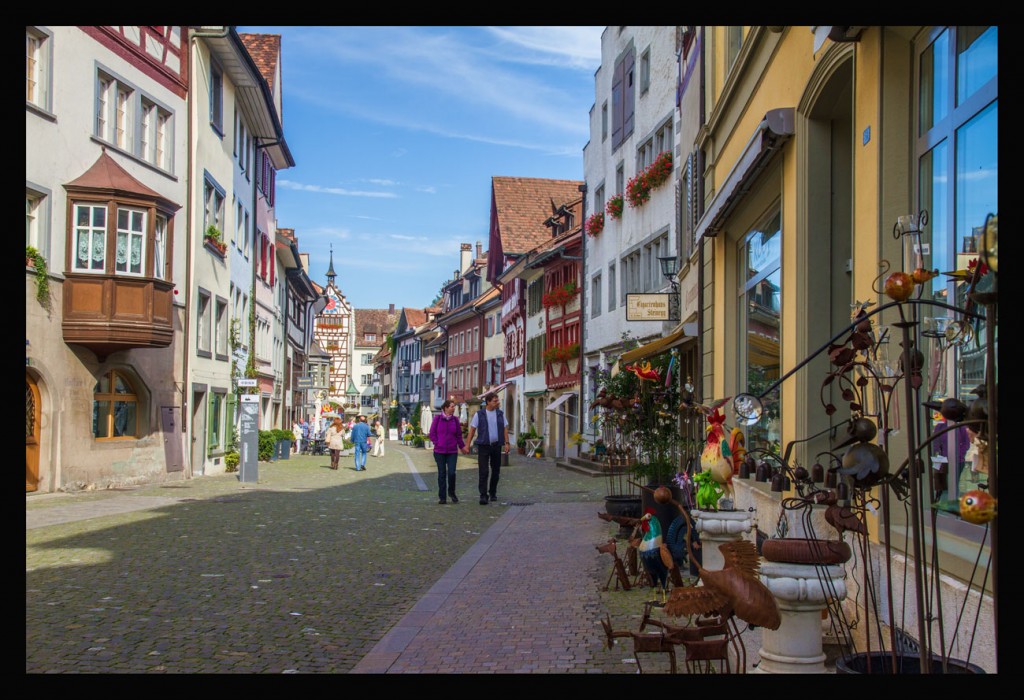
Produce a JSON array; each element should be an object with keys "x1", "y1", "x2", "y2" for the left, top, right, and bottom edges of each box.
[
  {"x1": 606, "y1": 194, "x2": 624, "y2": 220},
  {"x1": 412, "y1": 435, "x2": 425, "y2": 448},
  {"x1": 224, "y1": 451, "x2": 240, "y2": 473},
  {"x1": 272, "y1": 428, "x2": 293, "y2": 460},
  {"x1": 516, "y1": 433, "x2": 527, "y2": 455},
  {"x1": 585, "y1": 211, "x2": 605, "y2": 237},
  {"x1": 257, "y1": 430, "x2": 277, "y2": 462},
  {"x1": 204, "y1": 224, "x2": 227, "y2": 256}
]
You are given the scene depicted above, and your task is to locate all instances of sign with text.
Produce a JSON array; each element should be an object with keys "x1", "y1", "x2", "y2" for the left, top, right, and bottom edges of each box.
[
  {"x1": 239, "y1": 400, "x2": 259, "y2": 483},
  {"x1": 237, "y1": 378, "x2": 257, "y2": 387},
  {"x1": 626, "y1": 293, "x2": 671, "y2": 321},
  {"x1": 295, "y1": 376, "x2": 313, "y2": 389}
]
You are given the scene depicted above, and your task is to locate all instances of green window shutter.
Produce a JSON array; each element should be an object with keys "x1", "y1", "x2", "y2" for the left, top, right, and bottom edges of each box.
[
  {"x1": 207, "y1": 393, "x2": 217, "y2": 452},
  {"x1": 225, "y1": 393, "x2": 237, "y2": 448}
]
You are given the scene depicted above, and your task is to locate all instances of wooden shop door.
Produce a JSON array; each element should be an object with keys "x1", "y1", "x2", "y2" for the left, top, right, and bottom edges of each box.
[{"x1": 26, "y1": 372, "x2": 41, "y2": 492}]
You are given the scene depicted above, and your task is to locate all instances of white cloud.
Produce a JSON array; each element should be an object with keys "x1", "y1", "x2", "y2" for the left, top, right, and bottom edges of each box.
[
  {"x1": 277, "y1": 179, "x2": 399, "y2": 199},
  {"x1": 483, "y1": 27, "x2": 603, "y2": 69},
  {"x1": 415, "y1": 185, "x2": 437, "y2": 194},
  {"x1": 287, "y1": 27, "x2": 591, "y2": 140},
  {"x1": 367, "y1": 178, "x2": 399, "y2": 186}
]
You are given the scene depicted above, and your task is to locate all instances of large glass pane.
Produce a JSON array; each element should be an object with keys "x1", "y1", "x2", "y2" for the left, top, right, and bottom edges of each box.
[
  {"x1": 919, "y1": 29, "x2": 949, "y2": 135},
  {"x1": 746, "y1": 211, "x2": 781, "y2": 280},
  {"x1": 113, "y1": 401, "x2": 136, "y2": 437},
  {"x1": 955, "y1": 100, "x2": 997, "y2": 260},
  {"x1": 918, "y1": 140, "x2": 949, "y2": 301},
  {"x1": 94, "y1": 401, "x2": 110, "y2": 438},
  {"x1": 114, "y1": 374, "x2": 130, "y2": 394},
  {"x1": 115, "y1": 230, "x2": 128, "y2": 272},
  {"x1": 76, "y1": 229, "x2": 91, "y2": 270},
  {"x1": 957, "y1": 26, "x2": 997, "y2": 105},
  {"x1": 745, "y1": 267, "x2": 782, "y2": 452},
  {"x1": 90, "y1": 230, "x2": 105, "y2": 271},
  {"x1": 154, "y1": 216, "x2": 166, "y2": 279},
  {"x1": 97, "y1": 373, "x2": 110, "y2": 393}
]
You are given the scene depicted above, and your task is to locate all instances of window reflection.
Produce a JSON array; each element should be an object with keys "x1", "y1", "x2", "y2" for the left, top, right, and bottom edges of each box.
[
  {"x1": 957, "y1": 26, "x2": 997, "y2": 105},
  {"x1": 740, "y1": 209, "x2": 781, "y2": 452}
]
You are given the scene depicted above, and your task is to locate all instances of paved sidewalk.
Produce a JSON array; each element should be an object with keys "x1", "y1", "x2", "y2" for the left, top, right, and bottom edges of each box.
[{"x1": 353, "y1": 502, "x2": 613, "y2": 673}]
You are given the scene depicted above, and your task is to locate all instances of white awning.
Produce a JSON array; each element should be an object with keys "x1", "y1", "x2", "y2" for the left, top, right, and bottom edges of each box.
[
  {"x1": 475, "y1": 381, "x2": 513, "y2": 399},
  {"x1": 545, "y1": 392, "x2": 576, "y2": 418}
]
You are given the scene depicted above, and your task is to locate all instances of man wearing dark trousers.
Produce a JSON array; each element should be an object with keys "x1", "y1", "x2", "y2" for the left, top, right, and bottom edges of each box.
[{"x1": 462, "y1": 393, "x2": 510, "y2": 505}]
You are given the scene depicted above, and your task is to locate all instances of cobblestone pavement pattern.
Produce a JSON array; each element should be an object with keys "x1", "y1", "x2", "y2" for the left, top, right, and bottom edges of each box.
[{"x1": 27, "y1": 446, "x2": 765, "y2": 673}]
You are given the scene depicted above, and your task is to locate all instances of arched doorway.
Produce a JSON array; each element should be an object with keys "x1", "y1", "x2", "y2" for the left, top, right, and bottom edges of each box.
[{"x1": 26, "y1": 371, "x2": 41, "y2": 492}]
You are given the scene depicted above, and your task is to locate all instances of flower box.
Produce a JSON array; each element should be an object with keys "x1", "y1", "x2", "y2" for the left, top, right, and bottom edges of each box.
[
  {"x1": 585, "y1": 212, "x2": 605, "y2": 237},
  {"x1": 626, "y1": 151, "x2": 673, "y2": 208},
  {"x1": 204, "y1": 237, "x2": 227, "y2": 257},
  {"x1": 543, "y1": 342, "x2": 579, "y2": 365},
  {"x1": 542, "y1": 282, "x2": 580, "y2": 308},
  {"x1": 605, "y1": 195, "x2": 624, "y2": 220}
]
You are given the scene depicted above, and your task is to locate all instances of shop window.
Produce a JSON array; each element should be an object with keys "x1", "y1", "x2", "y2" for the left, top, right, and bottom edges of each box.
[{"x1": 738, "y1": 207, "x2": 782, "y2": 453}]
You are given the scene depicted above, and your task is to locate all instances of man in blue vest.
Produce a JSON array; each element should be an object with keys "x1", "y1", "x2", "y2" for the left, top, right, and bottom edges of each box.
[
  {"x1": 462, "y1": 392, "x2": 510, "y2": 505},
  {"x1": 350, "y1": 414, "x2": 371, "y2": 471}
]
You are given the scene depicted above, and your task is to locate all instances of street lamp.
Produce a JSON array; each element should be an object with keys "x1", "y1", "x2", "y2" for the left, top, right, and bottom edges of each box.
[{"x1": 657, "y1": 255, "x2": 680, "y2": 321}]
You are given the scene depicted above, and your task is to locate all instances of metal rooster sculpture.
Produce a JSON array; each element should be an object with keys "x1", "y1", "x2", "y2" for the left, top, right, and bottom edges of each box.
[
  {"x1": 700, "y1": 408, "x2": 745, "y2": 504},
  {"x1": 636, "y1": 510, "x2": 670, "y2": 604}
]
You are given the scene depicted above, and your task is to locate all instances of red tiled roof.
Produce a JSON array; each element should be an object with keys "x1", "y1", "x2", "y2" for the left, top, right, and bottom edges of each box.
[
  {"x1": 238, "y1": 33, "x2": 280, "y2": 94},
  {"x1": 354, "y1": 308, "x2": 399, "y2": 346},
  {"x1": 403, "y1": 308, "x2": 427, "y2": 328},
  {"x1": 65, "y1": 150, "x2": 166, "y2": 202},
  {"x1": 491, "y1": 177, "x2": 583, "y2": 255}
]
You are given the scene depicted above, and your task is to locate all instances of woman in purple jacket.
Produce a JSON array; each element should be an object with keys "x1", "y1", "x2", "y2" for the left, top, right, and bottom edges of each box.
[{"x1": 429, "y1": 399, "x2": 465, "y2": 504}]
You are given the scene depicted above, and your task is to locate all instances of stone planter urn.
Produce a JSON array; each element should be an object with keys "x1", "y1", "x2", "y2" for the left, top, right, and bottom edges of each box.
[{"x1": 691, "y1": 508, "x2": 754, "y2": 571}]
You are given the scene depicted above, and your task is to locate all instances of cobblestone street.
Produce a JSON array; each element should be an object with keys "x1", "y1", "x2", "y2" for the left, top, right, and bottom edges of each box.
[{"x1": 29, "y1": 445, "x2": 762, "y2": 674}]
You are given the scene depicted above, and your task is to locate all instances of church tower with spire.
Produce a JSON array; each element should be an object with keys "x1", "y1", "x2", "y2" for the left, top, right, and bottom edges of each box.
[{"x1": 312, "y1": 245, "x2": 355, "y2": 411}]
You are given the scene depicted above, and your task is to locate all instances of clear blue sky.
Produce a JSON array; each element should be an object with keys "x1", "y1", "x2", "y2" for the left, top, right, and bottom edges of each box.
[{"x1": 238, "y1": 26, "x2": 603, "y2": 310}]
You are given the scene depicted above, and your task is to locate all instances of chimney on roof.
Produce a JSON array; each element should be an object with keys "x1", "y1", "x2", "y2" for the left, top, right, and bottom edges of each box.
[
  {"x1": 388, "y1": 303, "x2": 395, "y2": 314},
  {"x1": 476, "y1": 241, "x2": 482, "y2": 259},
  {"x1": 460, "y1": 243, "x2": 472, "y2": 273}
]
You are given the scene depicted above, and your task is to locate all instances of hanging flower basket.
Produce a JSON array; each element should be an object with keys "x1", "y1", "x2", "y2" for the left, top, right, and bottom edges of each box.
[
  {"x1": 585, "y1": 212, "x2": 605, "y2": 237},
  {"x1": 542, "y1": 281, "x2": 580, "y2": 308},
  {"x1": 606, "y1": 194, "x2": 624, "y2": 220},
  {"x1": 626, "y1": 151, "x2": 673, "y2": 208}
]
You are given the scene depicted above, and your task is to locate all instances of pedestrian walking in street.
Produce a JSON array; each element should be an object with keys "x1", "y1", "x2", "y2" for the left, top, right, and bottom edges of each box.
[
  {"x1": 462, "y1": 392, "x2": 509, "y2": 505},
  {"x1": 325, "y1": 417, "x2": 345, "y2": 470},
  {"x1": 371, "y1": 419, "x2": 386, "y2": 457},
  {"x1": 350, "y1": 414, "x2": 371, "y2": 471},
  {"x1": 300, "y1": 418, "x2": 311, "y2": 454},
  {"x1": 429, "y1": 399, "x2": 464, "y2": 504},
  {"x1": 292, "y1": 420, "x2": 303, "y2": 453}
]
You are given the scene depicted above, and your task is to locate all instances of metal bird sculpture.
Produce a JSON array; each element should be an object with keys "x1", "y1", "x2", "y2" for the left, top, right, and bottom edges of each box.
[
  {"x1": 700, "y1": 409, "x2": 737, "y2": 502},
  {"x1": 638, "y1": 510, "x2": 670, "y2": 604},
  {"x1": 651, "y1": 488, "x2": 781, "y2": 630},
  {"x1": 626, "y1": 361, "x2": 662, "y2": 383},
  {"x1": 824, "y1": 504, "x2": 868, "y2": 537},
  {"x1": 922, "y1": 397, "x2": 969, "y2": 424}
]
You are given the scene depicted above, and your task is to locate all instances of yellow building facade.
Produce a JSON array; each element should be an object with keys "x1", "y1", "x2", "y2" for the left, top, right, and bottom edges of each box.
[{"x1": 695, "y1": 26, "x2": 997, "y2": 670}]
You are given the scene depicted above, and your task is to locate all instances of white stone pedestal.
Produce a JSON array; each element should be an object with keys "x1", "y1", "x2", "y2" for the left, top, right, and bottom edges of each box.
[
  {"x1": 692, "y1": 509, "x2": 754, "y2": 571},
  {"x1": 756, "y1": 562, "x2": 847, "y2": 673}
]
